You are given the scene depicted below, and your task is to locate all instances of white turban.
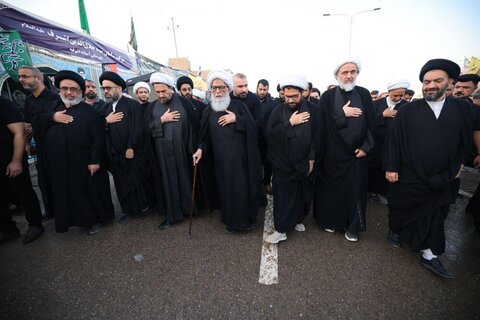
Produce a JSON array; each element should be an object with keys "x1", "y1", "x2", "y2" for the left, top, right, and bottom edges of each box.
[
  {"x1": 149, "y1": 72, "x2": 174, "y2": 88},
  {"x1": 207, "y1": 70, "x2": 233, "y2": 90},
  {"x1": 192, "y1": 88, "x2": 205, "y2": 100},
  {"x1": 280, "y1": 75, "x2": 308, "y2": 91},
  {"x1": 333, "y1": 57, "x2": 362, "y2": 76},
  {"x1": 387, "y1": 80, "x2": 410, "y2": 91},
  {"x1": 133, "y1": 81, "x2": 150, "y2": 94}
]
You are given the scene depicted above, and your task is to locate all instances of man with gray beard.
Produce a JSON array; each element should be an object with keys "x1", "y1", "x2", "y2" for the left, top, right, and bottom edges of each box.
[
  {"x1": 35, "y1": 70, "x2": 113, "y2": 234},
  {"x1": 313, "y1": 58, "x2": 376, "y2": 242},
  {"x1": 99, "y1": 71, "x2": 150, "y2": 224},
  {"x1": 193, "y1": 70, "x2": 263, "y2": 233},
  {"x1": 385, "y1": 59, "x2": 471, "y2": 278}
]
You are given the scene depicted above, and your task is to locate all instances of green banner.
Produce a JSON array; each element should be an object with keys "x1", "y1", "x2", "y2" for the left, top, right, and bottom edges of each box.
[
  {"x1": 0, "y1": 30, "x2": 32, "y2": 81},
  {"x1": 78, "y1": 0, "x2": 90, "y2": 34}
]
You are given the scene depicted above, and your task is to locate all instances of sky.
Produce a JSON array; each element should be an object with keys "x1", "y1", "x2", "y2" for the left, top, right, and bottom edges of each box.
[{"x1": 5, "y1": 0, "x2": 480, "y2": 97}]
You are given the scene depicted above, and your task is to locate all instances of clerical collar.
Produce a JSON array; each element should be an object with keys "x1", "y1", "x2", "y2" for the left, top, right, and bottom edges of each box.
[
  {"x1": 386, "y1": 96, "x2": 397, "y2": 109},
  {"x1": 112, "y1": 100, "x2": 119, "y2": 112},
  {"x1": 425, "y1": 97, "x2": 446, "y2": 119}
]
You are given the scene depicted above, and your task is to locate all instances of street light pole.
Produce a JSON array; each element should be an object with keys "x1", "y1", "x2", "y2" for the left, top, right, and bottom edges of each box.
[
  {"x1": 323, "y1": 8, "x2": 381, "y2": 54},
  {"x1": 167, "y1": 17, "x2": 180, "y2": 68}
]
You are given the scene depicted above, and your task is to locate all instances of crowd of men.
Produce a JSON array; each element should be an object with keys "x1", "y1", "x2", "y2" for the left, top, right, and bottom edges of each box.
[{"x1": 1, "y1": 57, "x2": 479, "y2": 280}]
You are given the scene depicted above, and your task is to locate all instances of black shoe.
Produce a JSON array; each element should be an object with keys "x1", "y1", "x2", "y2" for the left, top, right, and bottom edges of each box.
[
  {"x1": 118, "y1": 215, "x2": 130, "y2": 224},
  {"x1": 23, "y1": 225, "x2": 45, "y2": 244},
  {"x1": 225, "y1": 228, "x2": 237, "y2": 234},
  {"x1": 420, "y1": 256, "x2": 455, "y2": 279},
  {"x1": 0, "y1": 230, "x2": 21, "y2": 244},
  {"x1": 158, "y1": 220, "x2": 171, "y2": 230},
  {"x1": 387, "y1": 230, "x2": 401, "y2": 248},
  {"x1": 88, "y1": 223, "x2": 102, "y2": 235},
  {"x1": 242, "y1": 224, "x2": 255, "y2": 231}
]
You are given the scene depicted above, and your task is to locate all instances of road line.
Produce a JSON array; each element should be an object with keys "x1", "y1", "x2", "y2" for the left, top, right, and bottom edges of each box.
[{"x1": 258, "y1": 195, "x2": 278, "y2": 285}]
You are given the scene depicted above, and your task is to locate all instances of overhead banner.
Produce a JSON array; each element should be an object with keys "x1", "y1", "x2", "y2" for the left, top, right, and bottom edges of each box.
[
  {"x1": 0, "y1": 2, "x2": 134, "y2": 70},
  {"x1": 0, "y1": 30, "x2": 32, "y2": 81}
]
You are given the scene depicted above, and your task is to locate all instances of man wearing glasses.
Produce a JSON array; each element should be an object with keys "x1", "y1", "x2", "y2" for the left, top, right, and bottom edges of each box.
[
  {"x1": 193, "y1": 70, "x2": 263, "y2": 234},
  {"x1": 99, "y1": 71, "x2": 150, "y2": 224},
  {"x1": 18, "y1": 66, "x2": 61, "y2": 223},
  {"x1": 35, "y1": 70, "x2": 113, "y2": 235}
]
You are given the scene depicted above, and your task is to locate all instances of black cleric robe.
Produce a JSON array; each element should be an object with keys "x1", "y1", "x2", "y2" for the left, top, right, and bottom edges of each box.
[
  {"x1": 313, "y1": 86, "x2": 376, "y2": 233},
  {"x1": 386, "y1": 97, "x2": 471, "y2": 254},
  {"x1": 266, "y1": 100, "x2": 316, "y2": 233},
  {"x1": 37, "y1": 101, "x2": 114, "y2": 232},
  {"x1": 368, "y1": 97, "x2": 407, "y2": 196},
  {"x1": 230, "y1": 91, "x2": 263, "y2": 127},
  {"x1": 104, "y1": 95, "x2": 150, "y2": 215},
  {"x1": 198, "y1": 99, "x2": 263, "y2": 231},
  {"x1": 144, "y1": 95, "x2": 195, "y2": 223},
  {"x1": 24, "y1": 88, "x2": 61, "y2": 218}
]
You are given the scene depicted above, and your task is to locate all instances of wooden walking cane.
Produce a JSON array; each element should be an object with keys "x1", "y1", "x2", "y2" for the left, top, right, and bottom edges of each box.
[{"x1": 189, "y1": 162, "x2": 198, "y2": 237}]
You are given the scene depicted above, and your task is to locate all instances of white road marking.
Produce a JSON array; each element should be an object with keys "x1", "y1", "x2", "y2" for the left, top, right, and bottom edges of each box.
[{"x1": 259, "y1": 195, "x2": 278, "y2": 285}]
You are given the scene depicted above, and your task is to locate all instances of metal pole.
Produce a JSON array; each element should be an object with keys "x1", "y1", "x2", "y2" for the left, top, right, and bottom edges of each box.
[{"x1": 169, "y1": 17, "x2": 180, "y2": 69}]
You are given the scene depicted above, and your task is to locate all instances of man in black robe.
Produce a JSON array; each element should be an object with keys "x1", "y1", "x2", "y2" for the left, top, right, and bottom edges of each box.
[
  {"x1": 264, "y1": 76, "x2": 316, "y2": 244},
  {"x1": 100, "y1": 71, "x2": 150, "y2": 223},
  {"x1": 18, "y1": 66, "x2": 61, "y2": 220},
  {"x1": 133, "y1": 81, "x2": 151, "y2": 110},
  {"x1": 386, "y1": 59, "x2": 471, "y2": 278},
  {"x1": 230, "y1": 73, "x2": 262, "y2": 126},
  {"x1": 144, "y1": 73, "x2": 195, "y2": 230},
  {"x1": 193, "y1": 70, "x2": 263, "y2": 233},
  {"x1": 176, "y1": 75, "x2": 211, "y2": 211},
  {"x1": 36, "y1": 70, "x2": 113, "y2": 234},
  {"x1": 368, "y1": 80, "x2": 410, "y2": 205},
  {"x1": 0, "y1": 97, "x2": 44, "y2": 244},
  {"x1": 313, "y1": 58, "x2": 376, "y2": 242},
  {"x1": 256, "y1": 79, "x2": 278, "y2": 195}
]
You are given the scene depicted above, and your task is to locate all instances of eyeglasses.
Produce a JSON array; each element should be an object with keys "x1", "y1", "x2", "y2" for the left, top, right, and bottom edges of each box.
[
  {"x1": 18, "y1": 74, "x2": 35, "y2": 79},
  {"x1": 211, "y1": 85, "x2": 227, "y2": 92},
  {"x1": 59, "y1": 86, "x2": 80, "y2": 93},
  {"x1": 100, "y1": 86, "x2": 118, "y2": 92},
  {"x1": 285, "y1": 94, "x2": 301, "y2": 101}
]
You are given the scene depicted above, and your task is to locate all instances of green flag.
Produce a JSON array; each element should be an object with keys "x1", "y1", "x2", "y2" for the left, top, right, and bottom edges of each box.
[
  {"x1": 78, "y1": 0, "x2": 90, "y2": 34},
  {"x1": 0, "y1": 30, "x2": 32, "y2": 82},
  {"x1": 129, "y1": 16, "x2": 138, "y2": 51}
]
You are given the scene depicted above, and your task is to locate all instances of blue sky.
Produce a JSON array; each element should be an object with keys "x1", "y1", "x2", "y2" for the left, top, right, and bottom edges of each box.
[{"x1": 5, "y1": 0, "x2": 480, "y2": 96}]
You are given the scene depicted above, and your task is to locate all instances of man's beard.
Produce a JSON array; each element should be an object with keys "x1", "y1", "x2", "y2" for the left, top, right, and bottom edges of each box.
[
  {"x1": 60, "y1": 94, "x2": 83, "y2": 107},
  {"x1": 423, "y1": 86, "x2": 447, "y2": 101},
  {"x1": 105, "y1": 90, "x2": 120, "y2": 103},
  {"x1": 338, "y1": 80, "x2": 356, "y2": 92},
  {"x1": 85, "y1": 91, "x2": 97, "y2": 99},
  {"x1": 453, "y1": 91, "x2": 467, "y2": 99},
  {"x1": 211, "y1": 94, "x2": 231, "y2": 112}
]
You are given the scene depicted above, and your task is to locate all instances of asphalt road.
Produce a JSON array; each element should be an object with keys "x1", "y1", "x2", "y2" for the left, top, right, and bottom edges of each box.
[{"x1": 1, "y1": 168, "x2": 479, "y2": 320}]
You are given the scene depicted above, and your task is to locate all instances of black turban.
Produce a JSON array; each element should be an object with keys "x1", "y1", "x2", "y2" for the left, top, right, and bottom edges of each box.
[
  {"x1": 54, "y1": 70, "x2": 85, "y2": 92},
  {"x1": 176, "y1": 76, "x2": 193, "y2": 91},
  {"x1": 99, "y1": 71, "x2": 126, "y2": 90},
  {"x1": 419, "y1": 59, "x2": 460, "y2": 82},
  {"x1": 457, "y1": 73, "x2": 480, "y2": 85}
]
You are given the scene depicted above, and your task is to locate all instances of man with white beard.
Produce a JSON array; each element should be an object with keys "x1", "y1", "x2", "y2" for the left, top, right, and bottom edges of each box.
[
  {"x1": 35, "y1": 70, "x2": 114, "y2": 235},
  {"x1": 193, "y1": 70, "x2": 263, "y2": 233},
  {"x1": 313, "y1": 58, "x2": 376, "y2": 242}
]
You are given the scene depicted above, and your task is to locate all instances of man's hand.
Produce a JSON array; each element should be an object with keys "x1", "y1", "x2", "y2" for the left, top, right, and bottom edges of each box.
[
  {"x1": 6, "y1": 160, "x2": 22, "y2": 178},
  {"x1": 53, "y1": 110, "x2": 74, "y2": 124},
  {"x1": 24, "y1": 123, "x2": 33, "y2": 138},
  {"x1": 161, "y1": 108, "x2": 181, "y2": 123},
  {"x1": 289, "y1": 111, "x2": 310, "y2": 126},
  {"x1": 125, "y1": 148, "x2": 134, "y2": 159},
  {"x1": 386, "y1": 171, "x2": 399, "y2": 183},
  {"x1": 355, "y1": 148, "x2": 366, "y2": 158},
  {"x1": 88, "y1": 164, "x2": 100, "y2": 176},
  {"x1": 218, "y1": 110, "x2": 236, "y2": 126},
  {"x1": 106, "y1": 111, "x2": 123, "y2": 124},
  {"x1": 193, "y1": 149, "x2": 202, "y2": 165},
  {"x1": 308, "y1": 160, "x2": 315, "y2": 175},
  {"x1": 383, "y1": 108, "x2": 397, "y2": 118},
  {"x1": 343, "y1": 100, "x2": 363, "y2": 118},
  {"x1": 473, "y1": 155, "x2": 480, "y2": 169}
]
